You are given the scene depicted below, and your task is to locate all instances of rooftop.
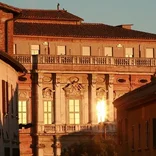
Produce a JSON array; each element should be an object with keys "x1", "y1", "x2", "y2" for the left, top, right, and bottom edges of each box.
[{"x1": 14, "y1": 22, "x2": 156, "y2": 39}]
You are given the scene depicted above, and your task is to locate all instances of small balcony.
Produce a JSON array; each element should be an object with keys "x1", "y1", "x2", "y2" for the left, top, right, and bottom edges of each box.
[{"x1": 13, "y1": 55, "x2": 156, "y2": 73}]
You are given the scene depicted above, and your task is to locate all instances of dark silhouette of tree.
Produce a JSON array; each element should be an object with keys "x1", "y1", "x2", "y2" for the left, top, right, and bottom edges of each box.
[{"x1": 61, "y1": 135, "x2": 117, "y2": 156}]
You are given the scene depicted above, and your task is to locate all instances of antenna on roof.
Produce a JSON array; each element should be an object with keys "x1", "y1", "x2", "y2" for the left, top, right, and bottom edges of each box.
[{"x1": 57, "y1": 3, "x2": 60, "y2": 10}]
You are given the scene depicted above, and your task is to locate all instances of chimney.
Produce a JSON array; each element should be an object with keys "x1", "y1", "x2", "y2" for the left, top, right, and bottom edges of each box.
[
  {"x1": 116, "y1": 24, "x2": 133, "y2": 30},
  {"x1": 57, "y1": 3, "x2": 60, "y2": 10}
]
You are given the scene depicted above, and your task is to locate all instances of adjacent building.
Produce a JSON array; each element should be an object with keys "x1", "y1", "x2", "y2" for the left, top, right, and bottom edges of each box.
[
  {"x1": 0, "y1": 2, "x2": 26, "y2": 156},
  {"x1": 114, "y1": 76, "x2": 156, "y2": 156},
  {"x1": 2, "y1": 2, "x2": 156, "y2": 156}
]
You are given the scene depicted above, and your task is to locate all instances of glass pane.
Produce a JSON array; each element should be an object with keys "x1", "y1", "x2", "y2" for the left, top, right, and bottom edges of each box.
[
  {"x1": 69, "y1": 113, "x2": 74, "y2": 124},
  {"x1": 44, "y1": 114, "x2": 47, "y2": 124},
  {"x1": 48, "y1": 113, "x2": 51, "y2": 124},
  {"x1": 69, "y1": 100, "x2": 74, "y2": 112},
  {"x1": 105, "y1": 47, "x2": 113, "y2": 56},
  {"x1": 75, "y1": 103, "x2": 79, "y2": 112},
  {"x1": 125, "y1": 48, "x2": 133, "y2": 57},
  {"x1": 44, "y1": 102, "x2": 47, "y2": 112},
  {"x1": 48, "y1": 102, "x2": 51, "y2": 112},
  {"x1": 23, "y1": 105, "x2": 26, "y2": 112},
  {"x1": 146, "y1": 48, "x2": 154, "y2": 58},
  {"x1": 57, "y1": 46, "x2": 66, "y2": 55}
]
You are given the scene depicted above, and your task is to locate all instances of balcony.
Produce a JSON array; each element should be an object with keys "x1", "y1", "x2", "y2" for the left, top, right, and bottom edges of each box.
[
  {"x1": 41, "y1": 123, "x2": 116, "y2": 136},
  {"x1": 13, "y1": 55, "x2": 156, "y2": 73}
]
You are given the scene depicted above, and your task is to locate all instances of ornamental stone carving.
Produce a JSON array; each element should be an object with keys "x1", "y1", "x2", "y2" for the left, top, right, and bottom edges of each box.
[
  {"x1": 42, "y1": 87, "x2": 53, "y2": 98},
  {"x1": 63, "y1": 76, "x2": 85, "y2": 96},
  {"x1": 96, "y1": 87, "x2": 107, "y2": 99},
  {"x1": 19, "y1": 91, "x2": 29, "y2": 99}
]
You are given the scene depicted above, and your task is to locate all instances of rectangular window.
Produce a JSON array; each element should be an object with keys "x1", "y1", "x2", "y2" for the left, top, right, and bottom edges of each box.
[
  {"x1": 132, "y1": 125, "x2": 135, "y2": 150},
  {"x1": 146, "y1": 48, "x2": 154, "y2": 58},
  {"x1": 18, "y1": 101, "x2": 27, "y2": 124},
  {"x1": 44, "y1": 101, "x2": 53, "y2": 124},
  {"x1": 69, "y1": 99, "x2": 80, "y2": 124},
  {"x1": 104, "y1": 47, "x2": 113, "y2": 56},
  {"x1": 138, "y1": 124, "x2": 141, "y2": 149},
  {"x1": 82, "y1": 46, "x2": 91, "y2": 56},
  {"x1": 31, "y1": 45, "x2": 40, "y2": 55},
  {"x1": 125, "y1": 48, "x2": 134, "y2": 57},
  {"x1": 146, "y1": 121, "x2": 149, "y2": 148},
  {"x1": 2, "y1": 80, "x2": 8, "y2": 115},
  {"x1": 57, "y1": 46, "x2": 66, "y2": 55}
]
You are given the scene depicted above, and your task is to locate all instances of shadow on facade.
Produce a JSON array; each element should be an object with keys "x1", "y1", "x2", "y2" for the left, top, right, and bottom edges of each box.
[
  {"x1": 0, "y1": 84, "x2": 20, "y2": 156},
  {"x1": 51, "y1": 123, "x2": 117, "y2": 156}
]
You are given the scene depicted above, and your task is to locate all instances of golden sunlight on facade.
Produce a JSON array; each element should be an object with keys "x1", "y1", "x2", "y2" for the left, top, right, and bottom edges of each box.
[{"x1": 96, "y1": 99, "x2": 107, "y2": 123}]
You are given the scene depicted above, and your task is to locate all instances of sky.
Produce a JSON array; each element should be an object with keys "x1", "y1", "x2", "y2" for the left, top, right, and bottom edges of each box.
[{"x1": 1, "y1": 0, "x2": 156, "y2": 34}]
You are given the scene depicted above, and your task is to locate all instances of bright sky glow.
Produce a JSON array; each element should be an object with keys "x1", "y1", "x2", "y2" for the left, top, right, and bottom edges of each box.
[{"x1": 1, "y1": 0, "x2": 156, "y2": 34}]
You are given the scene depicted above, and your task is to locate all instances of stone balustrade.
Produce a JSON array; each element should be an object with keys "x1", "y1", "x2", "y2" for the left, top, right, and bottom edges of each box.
[
  {"x1": 12, "y1": 55, "x2": 156, "y2": 67},
  {"x1": 43, "y1": 123, "x2": 116, "y2": 135}
]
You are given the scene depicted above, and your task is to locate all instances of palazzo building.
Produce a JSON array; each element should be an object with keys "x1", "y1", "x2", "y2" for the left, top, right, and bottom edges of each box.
[{"x1": 2, "y1": 2, "x2": 156, "y2": 156}]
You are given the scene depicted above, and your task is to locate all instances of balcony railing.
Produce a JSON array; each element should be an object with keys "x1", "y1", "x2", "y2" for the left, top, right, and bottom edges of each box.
[
  {"x1": 42, "y1": 123, "x2": 116, "y2": 135},
  {"x1": 13, "y1": 55, "x2": 156, "y2": 67}
]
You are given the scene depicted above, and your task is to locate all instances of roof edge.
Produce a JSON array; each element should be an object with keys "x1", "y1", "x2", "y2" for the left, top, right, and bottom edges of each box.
[
  {"x1": 0, "y1": 2, "x2": 21, "y2": 14},
  {"x1": 0, "y1": 51, "x2": 26, "y2": 73}
]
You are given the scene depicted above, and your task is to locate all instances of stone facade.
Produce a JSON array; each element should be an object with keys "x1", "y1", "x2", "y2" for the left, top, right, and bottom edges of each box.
[{"x1": 8, "y1": 4, "x2": 156, "y2": 156}]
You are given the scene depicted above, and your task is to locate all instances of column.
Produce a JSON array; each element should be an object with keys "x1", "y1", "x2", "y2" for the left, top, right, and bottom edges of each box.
[
  {"x1": 37, "y1": 73, "x2": 44, "y2": 156},
  {"x1": 91, "y1": 74, "x2": 97, "y2": 124},
  {"x1": 55, "y1": 74, "x2": 61, "y2": 124},
  {"x1": 108, "y1": 74, "x2": 114, "y2": 122},
  {"x1": 37, "y1": 73, "x2": 44, "y2": 132}
]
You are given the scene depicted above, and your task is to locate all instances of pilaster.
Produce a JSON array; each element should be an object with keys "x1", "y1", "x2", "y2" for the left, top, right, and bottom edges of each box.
[
  {"x1": 37, "y1": 73, "x2": 44, "y2": 132},
  {"x1": 55, "y1": 74, "x2": 61, "y2": 124},
  {"x1": 91, "y1": 74, "x2": 97, "y2": 124},
  {"x1": 108, "y1": 74, "x2": 114, "y2": 122}
]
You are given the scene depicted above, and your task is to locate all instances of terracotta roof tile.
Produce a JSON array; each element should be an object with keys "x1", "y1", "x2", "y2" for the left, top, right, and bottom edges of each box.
[
  {"x1": 20, "y1": 9, "x2": 83, "y2": 21},
  {"x1": 14, "y1": 22, "x2": 156, "y2": 39},
  {"x1": 0, "y1": 2, "x2": 21, "y2": 14}
]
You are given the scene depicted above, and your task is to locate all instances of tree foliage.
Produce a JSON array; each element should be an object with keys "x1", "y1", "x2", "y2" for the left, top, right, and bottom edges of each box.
[{"x1": 61, "y1": 135, "x2": 117, "y2": 156}]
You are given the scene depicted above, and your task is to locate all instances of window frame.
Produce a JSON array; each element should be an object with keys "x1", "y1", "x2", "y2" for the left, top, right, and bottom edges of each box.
[
  {"x1": 82, "y1": 46, "x2": 91, "y2": 56},
  {"x1": 104, "y1": 47, "x2": 113, "y2": 56},
  {"x1": 43, "y1": 100, "x2": 53, "y2": 124},
  {"x1": 57, "y1": 45, "x2": 66, "y2": 55},
  {"x1": 67, "y1": 99, "x2": 81, "y2": 124},
  {"x1": 145, "y1": 48, "x2": 154, "y2": 58},
  {"x1": 31, "y1": 45, "x2": 40, "y2": 55},
  {"x1": 125, "y1": 47, "x2": 134, "y2": 57},
  {"x1": 18, "y1": 100, "x2": 28, "y2": 124}
]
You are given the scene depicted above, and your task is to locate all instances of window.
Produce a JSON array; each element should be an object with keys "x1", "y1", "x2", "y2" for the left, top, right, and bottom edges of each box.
[
  {"x1": 69, "y1": 99, "x2": 80, "y2": 124},
  {"x1": 153, "y1": 118, "x2": 156, "y2": 148},
  {"x1": 132, "y1": 125, "x2": 135, "y2": 150},
  {"x1": 138, "y1": 124, "x2": 141, "y2": 149},
  {"x1": 44, "y1": 101, "x2": 53, "y2": 124},
  {"x1": 2, "y1": 80, "x2": 8, "y2": 115},
  {"x1": 145, "y1": 121, "x2": 149, "y2": 148},
  {"x1": 146, "y1": 48, "x2": 154, "y2": 58},
  {"x1": 57, "y1": 46, "x2": 66, "y2": 55},
  {"x1": 18, "y1": 101, "x2": 27, "y2": 124},
  {"x1": 104, "y1": 47, "x2": 113, "y2": 56},
  {"x1": 31, "y1": 45, "x2": 40, "y2": 55},
  {"x1": 125, "y1": 48, "x2": 134, "y2": 57},
  {"x1": 82, "y1": 46, "x2": 91, "y2": 56}
]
